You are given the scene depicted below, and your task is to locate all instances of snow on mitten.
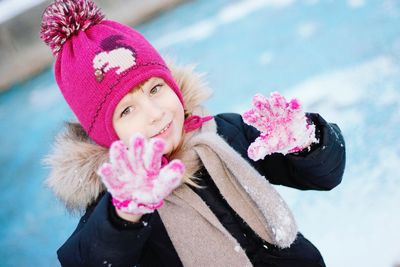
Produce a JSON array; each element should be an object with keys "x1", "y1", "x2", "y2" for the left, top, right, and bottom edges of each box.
[
  {"x1": 242, "y1": 92, "x2": 318, "y2": 161},
  {"x1": 97, "y1": 133, "x2": 184, "y2": 215}
]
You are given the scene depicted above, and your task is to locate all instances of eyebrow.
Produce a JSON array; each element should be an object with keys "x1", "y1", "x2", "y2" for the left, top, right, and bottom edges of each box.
[
  {"x1": 115, "y1": 91, "x2": 136, "y2": 112},
  {"x1": 117, "y1": 98, "x2": 131, "y2": 109},
  {"x1": 115, "y1": 78, "x2": 162, "y2": 113},
  {"x1": 141, "y1": 78, "x2": 161, "y2": 91}
]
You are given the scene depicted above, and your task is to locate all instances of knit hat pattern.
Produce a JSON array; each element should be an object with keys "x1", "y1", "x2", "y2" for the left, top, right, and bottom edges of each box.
[{"x1": 40, "y1": 0, "x2": 184, "y2": 147}]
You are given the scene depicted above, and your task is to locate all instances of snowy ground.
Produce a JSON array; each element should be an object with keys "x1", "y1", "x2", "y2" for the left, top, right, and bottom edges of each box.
[{"x1": 1, "y1": 0, "x2": 399, "y2": 266}]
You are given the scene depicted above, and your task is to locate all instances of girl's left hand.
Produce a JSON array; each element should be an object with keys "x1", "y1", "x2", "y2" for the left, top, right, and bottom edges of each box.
[{"x1": 242, "y1": 92, "x2": 318, "y2": 161}]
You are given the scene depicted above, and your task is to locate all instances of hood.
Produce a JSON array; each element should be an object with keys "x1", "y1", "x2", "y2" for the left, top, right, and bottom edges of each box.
[{"x1": 43, "y1": 62, "x2": 213, "y2": 213}]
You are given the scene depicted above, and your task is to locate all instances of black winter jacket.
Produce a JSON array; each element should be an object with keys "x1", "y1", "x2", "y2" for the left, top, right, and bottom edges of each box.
[{"x1": 58, "y1": 112, "x2": 346, "y2": 267}]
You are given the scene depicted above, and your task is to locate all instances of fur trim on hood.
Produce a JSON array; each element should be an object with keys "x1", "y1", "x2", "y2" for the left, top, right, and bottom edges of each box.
[{"x1": 42, "y1": 63, "x2": 213, "y2": 213}]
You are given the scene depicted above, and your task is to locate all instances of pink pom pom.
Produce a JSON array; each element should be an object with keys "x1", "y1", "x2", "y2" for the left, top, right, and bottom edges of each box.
[{"x1": 40, "y1": 0, "x2": 105, "y2": 55}]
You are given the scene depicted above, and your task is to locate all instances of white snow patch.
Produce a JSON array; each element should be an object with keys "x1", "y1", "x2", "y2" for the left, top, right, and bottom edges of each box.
[
  {"x1": 154, "y1": 20, "x2": 216, "y2": 49},
  {"x1": 218, "y1": 0, "x2": 295, "y2": 24},
  {"x1": 284, "y1": 56, "x2": 400, "y2": 130},
  {"x1": 272, "y1": 227, "x2": 287, "y2": 242},
  {"x1": 297, "y1": 21, "x2": 319, "y2": 39},
  {"x1": 259, "y1": 51, "x2": 274, "y2": 65},
  {"x1": 154, "y1": 0, "x2": 295, "y2": 49},
  {"x1": 29, "y1": 85, "x2": 62, "y2": 109},
  {"x1": 347, "y1": 0, "x2": 365, "y2": 8},
  {"x1": 234, "y1": 244, "x2": 241, "y2": 252}
]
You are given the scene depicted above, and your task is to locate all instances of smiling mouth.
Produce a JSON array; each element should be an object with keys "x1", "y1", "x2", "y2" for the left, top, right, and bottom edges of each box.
[{"x1": 152, "y1": 122, "x2": 172, "y2": 137}]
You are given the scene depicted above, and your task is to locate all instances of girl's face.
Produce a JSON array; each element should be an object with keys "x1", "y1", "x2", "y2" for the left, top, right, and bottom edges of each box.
[{"x1": 112, "y1": 77, "x2": 184, "y2": 156}]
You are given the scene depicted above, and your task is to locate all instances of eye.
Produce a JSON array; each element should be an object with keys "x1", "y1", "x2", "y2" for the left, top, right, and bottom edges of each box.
[
  {"x1": 120, "y1": 106, "x2": 134, "y2": 118},
  {"x1": 150, "y1": 83, "x2": 163, "y2": 95}
]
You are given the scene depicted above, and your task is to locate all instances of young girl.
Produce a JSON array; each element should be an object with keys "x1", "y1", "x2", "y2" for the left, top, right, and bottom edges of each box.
[{"x1": 41, "y1": 1, "x2": 346, "y2": 266}]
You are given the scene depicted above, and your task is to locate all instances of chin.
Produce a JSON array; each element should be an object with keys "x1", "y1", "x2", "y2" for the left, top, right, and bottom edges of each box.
[{"x1": 163, "y1": 143, "x2": 173, "y2": 156}]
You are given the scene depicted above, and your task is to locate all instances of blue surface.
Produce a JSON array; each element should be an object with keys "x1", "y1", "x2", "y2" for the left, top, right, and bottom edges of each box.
[{"x1": 1, "y1": 0, "x2": 400, "y2": 266}]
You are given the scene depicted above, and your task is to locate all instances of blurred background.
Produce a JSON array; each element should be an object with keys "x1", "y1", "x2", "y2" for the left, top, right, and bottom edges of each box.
[{"x1": 1, "y1": 0, "x2": 399, "y2": 266}]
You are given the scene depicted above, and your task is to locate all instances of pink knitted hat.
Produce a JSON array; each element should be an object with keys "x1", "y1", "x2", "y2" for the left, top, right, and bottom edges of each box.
[{"x1": 40, "y1": 0, "x2": 184, "y2": 147}]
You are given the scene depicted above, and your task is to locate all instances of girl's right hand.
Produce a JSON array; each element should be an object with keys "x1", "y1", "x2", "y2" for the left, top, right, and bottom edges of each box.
[{"x1": 97, "y1": 133, "x2": 185, "y2": 215}]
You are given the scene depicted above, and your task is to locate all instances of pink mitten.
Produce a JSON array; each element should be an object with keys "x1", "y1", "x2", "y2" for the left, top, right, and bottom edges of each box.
[
  {"x1": 97, "y1": 133, "x2": 185, "y2": 215},
  {"x1": 242, "y1": 92, "x2": 318, "y2": 161}
]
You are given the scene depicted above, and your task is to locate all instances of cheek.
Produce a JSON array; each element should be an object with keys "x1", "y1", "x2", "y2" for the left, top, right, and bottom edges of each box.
[
  {"x1": 173, "y1": 103, "x2": 185, "y2": 132},
  {"x1": 114, "y1": 123, "x2": 130, "y2": 146},
  {"x1": 113, "y1": 118, "x2": 145, "y2": 146},
  {"x1": 173, "y1": 104, "x2": 185, "y2": 143},
  {"x1": 176, "y1": 104, "x2": 185, "y2": 122}
]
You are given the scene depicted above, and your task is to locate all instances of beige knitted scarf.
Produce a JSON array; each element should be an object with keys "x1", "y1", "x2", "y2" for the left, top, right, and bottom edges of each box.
[{"x1": 157, "y1": 107, "x2": 298, "y2": 267}]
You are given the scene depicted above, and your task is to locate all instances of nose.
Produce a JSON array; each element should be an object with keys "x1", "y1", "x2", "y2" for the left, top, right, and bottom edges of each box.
[{"x1": 144, "y1": 100, "x2": 164, "y2": 124}]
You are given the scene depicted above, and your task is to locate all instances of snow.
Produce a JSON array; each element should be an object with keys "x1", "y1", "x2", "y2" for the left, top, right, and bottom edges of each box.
[
  {"x1": 285, "y1": 56, "x2": 400, "y2": 131},
  {"x1": 234, "y1": 245, "x2": 241, "y2": 252},
  {"x1": 297, "y1": 21, "x2": 319, "y2": 39},
  {"x1": 29, "y1": 86, "x2": 61, "y2": 109},
  {"x1": 271, "y1": 227, "x2": 285, "y2": 243},
  {"x1": 347, "y1": 0, "x2": 365, "y2": 9},
  {"x1": 153, "y1": 0, "x2": 295, "y2": 49},
  {"x1": 259, "y1": 51, "x2": 274, "y2": 65},
  {"x1": 217, "y1": 0, "x2": 295, "y2": 23}
]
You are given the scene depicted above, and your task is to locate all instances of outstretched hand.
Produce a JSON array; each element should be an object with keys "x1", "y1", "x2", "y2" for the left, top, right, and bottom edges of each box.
[
  {"x1": 97, "y1": 133, "x2": 185, "y2": 215},
  {"x1": 242, "y1": 92, "x2": 318, "y2": 161}
]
